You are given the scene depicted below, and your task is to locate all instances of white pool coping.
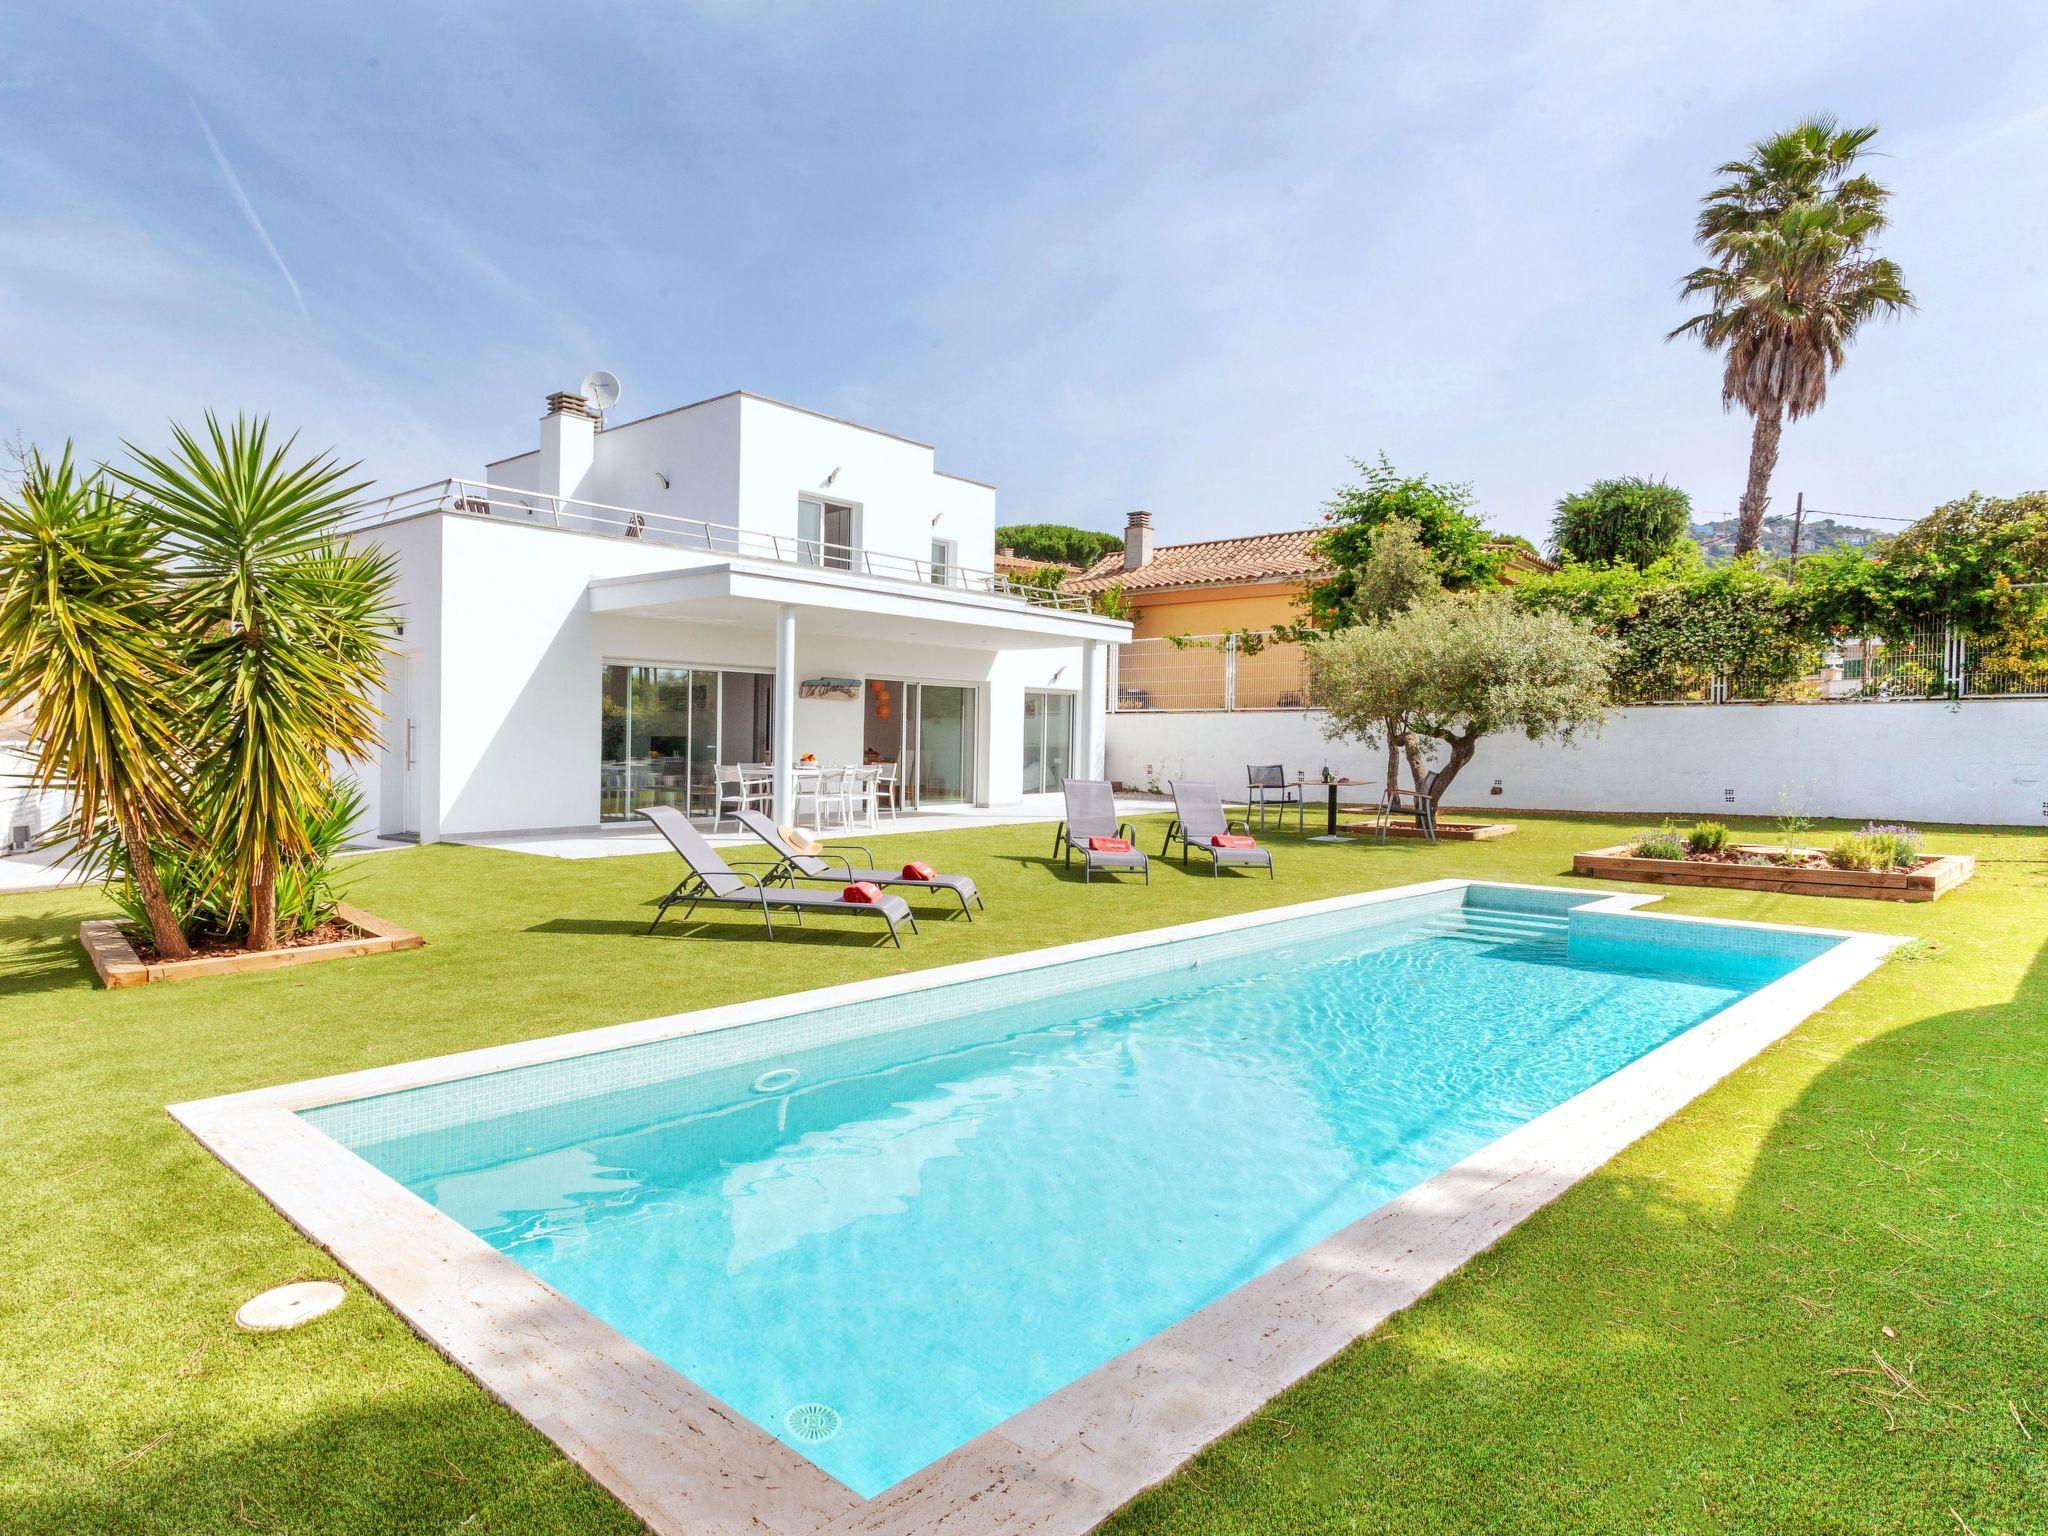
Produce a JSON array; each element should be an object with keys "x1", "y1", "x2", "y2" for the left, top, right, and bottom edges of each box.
[{"x1": 172, "y1": 881, "x2": 1902, "y2": 1536}]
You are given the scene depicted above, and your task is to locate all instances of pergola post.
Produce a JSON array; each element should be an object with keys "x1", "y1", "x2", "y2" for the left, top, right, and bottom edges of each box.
[{"x1": 772, "y1": 603, "x2": 797, "y2": 822}]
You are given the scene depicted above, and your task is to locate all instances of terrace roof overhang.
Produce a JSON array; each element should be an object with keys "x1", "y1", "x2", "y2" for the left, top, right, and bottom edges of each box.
[{"x1": 587, "y1": 558, "x2": 1132, "y2": 651}]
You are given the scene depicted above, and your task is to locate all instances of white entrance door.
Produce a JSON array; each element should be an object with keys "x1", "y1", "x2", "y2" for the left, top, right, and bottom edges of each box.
[{"x1": 383, "y1": 656, "x2": 422, "y2": 838}]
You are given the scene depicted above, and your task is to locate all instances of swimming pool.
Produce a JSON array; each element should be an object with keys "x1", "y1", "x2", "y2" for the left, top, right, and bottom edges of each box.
[{"x1": 297, "y1": 882, "x2": 1846, "y2": 1498}]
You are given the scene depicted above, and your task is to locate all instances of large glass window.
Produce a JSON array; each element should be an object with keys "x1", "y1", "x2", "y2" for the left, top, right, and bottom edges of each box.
[
  {"x1": 1021, "y1": 690, "x2": 1074, "y2": 794},
  {"x1": 600, "y1": 665, "x2": 773, "y2": 822}
]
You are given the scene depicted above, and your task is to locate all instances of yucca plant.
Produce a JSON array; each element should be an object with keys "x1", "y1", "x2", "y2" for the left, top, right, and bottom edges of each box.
[
  {"x1": 0, "y1": 448, "x2": 194, "y2": 958},
  {"x1": 88, "y1": 778, "x2": 367, "y2": 944},
  {"x1": 123, "y1": 416, "x2": 395, "y2": 950}
]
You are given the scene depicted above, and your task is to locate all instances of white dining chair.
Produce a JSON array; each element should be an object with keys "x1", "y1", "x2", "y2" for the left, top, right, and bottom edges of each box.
[
  {"x1": 794, "y1": 767, "x2": 851, "y2": 831},
  {"x1": 849, "y1": 765, "x2": 883, "y2": 830},
  {"x1": 874, "y1": 761, "x2": 902, "y2": 820},
  {"x1": 715, "y1": 764, "x2": 772, "y2": 830}
]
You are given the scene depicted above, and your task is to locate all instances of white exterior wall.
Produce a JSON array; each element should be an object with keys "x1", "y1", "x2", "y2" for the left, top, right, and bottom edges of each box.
[
  {"x1": 0, "y1": 742, "x2": 65, "y2": 847},
  {"x1": 349, "y1": 514, "x2": 1091, "y2": 838},
  {"x1": 1106, "y1": 701, "x2": 2048, "y2": 828},
  {"x1": 359, "y1": 390, "x2": 1106, "y2": 839},
  {"x1": 586, "y1": 396, "x2": 744, "y2": 534},
  {"x1": 484, "y1": 393, "x2": 992, "y2": 570},
  {"x1": 731, "y1": 395, "x2": 994, "y2": 566}
]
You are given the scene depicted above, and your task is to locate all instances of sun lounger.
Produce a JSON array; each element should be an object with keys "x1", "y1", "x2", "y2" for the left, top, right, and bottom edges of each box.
[
  {"x1": 1052, "y1": 779, "x2": 1150, "y2": 883},
  {"x1": 1163, "y1": 780, "x2": 1275, "y2": 877},
  {"x1": 732, "y1": 810, "x2": 984, "y2": 920},
  {"x1": 635, "y1": 806, "x2": 918, "y2": 945}
]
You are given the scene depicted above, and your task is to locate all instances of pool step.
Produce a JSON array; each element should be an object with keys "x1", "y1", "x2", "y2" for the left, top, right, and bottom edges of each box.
[{"x1": 1430, "y1": 910, "x2": 1569, "y2": 950}]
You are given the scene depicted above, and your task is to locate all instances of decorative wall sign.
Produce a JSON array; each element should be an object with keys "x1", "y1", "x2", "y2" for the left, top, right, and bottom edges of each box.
[{"x1": 800, "y1": 676, "x2": 860, "y2": 700}]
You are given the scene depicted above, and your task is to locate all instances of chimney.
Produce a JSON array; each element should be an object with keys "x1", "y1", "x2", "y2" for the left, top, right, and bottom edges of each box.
[
  {"x1": 538, "y1": 391, "x2": 598, "y2": 506},
  {"x1": 1123, "y1": 509, "x2": 1154, "y2": 571}
]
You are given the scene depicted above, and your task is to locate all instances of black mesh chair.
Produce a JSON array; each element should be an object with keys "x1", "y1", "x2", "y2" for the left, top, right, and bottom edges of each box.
[{"x1": 1245, "y1": 764, "x2": 1305, "y2": 831}]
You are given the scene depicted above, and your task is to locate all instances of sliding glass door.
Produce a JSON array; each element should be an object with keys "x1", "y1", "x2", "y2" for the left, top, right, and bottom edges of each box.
[
  {"x1": 914, "y1": 685, "x2": 975, "y2": 804},
  {"x1": 1021, "y1": 690, "x2": 1074, "y2": 794},
  {"x1": 600, "y1": 664, "x2": 772, "y2": 822},
  {"x1": 862, "y1": 679, "x2": 978, "y2": 808}
]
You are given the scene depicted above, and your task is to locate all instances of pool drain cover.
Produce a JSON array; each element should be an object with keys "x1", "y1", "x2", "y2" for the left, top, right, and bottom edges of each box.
[
  {"x1": 235, "y1": 1280, "x2": 346, "y2": 1333},
  {"x1": 785, "y1": 1403, "x2": 841, "y2": 1443}
]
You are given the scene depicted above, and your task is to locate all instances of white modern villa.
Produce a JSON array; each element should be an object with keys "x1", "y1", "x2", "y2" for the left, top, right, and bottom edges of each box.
[{"x1": 344, "y1": 387, "x2": 1130, "y2": 843}]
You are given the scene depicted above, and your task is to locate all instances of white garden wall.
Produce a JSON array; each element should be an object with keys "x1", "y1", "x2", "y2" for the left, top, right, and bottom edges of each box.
[
  {"x1": 1106, "y1": 701, "x2": 2048, "y2": 828},
  {"x1": 0, "y1": 742, "x2": 65, "y2": 848}
]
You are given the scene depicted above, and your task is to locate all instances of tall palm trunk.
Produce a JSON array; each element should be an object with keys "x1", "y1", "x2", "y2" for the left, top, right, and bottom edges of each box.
[
  {"x1": 113, "y1": 799, "x2": 191, "y2": 960},
  {"x1": 1734, "y1": 405, "x2": 1783, "y2": 556}
]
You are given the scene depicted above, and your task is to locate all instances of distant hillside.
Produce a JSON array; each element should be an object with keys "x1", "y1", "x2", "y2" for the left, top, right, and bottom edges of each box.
[{"x1": 1689, "y1": 514, "x2": 1887, "y2": 561}]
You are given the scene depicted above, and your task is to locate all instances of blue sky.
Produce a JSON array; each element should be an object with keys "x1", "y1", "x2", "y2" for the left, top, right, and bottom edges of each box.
[{"x1": 3, "y1": 3, "x2": 2045, "y2": 546}]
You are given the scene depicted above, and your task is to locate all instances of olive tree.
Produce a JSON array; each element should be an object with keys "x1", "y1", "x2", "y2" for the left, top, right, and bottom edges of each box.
[{"x1": 1306, "y1": 592, "x2": 1618, "y2": 811}]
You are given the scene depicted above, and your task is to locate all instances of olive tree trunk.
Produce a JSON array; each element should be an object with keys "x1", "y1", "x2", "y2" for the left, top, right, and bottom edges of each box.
[
  {"x1": 1734, "y1": 407, "x2": 1783, "y2": 556},
  {"x1": 1413, "y1": 727, "x2": 1479, "y2": 811}
]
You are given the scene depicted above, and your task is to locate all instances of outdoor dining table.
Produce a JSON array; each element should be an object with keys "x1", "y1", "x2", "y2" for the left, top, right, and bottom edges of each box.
[{"x1": 1295, "y1": 774, "x2": 1361, "y2": 842}]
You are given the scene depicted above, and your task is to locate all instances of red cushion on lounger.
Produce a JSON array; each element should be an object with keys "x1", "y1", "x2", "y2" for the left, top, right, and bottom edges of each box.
[
  {"x1": 901, "y1": 861, "x2": 937, "y2": 880},
  {"x1": 1087, "y1": 836, "x2": 1132, "y2": 852},
  {"x1": 1211, "y1": 834, "x2": 1257, "y2": 848},
  {"x1": 841, "y1": 881, "x2": 884, "y2": 904}
]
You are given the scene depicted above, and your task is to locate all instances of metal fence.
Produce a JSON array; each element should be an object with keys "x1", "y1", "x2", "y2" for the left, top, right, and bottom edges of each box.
[
  {"x1": 1113, "y1": 634, "x2": 1310, "y2": 712},
  {"x1": 1111, "y1": 624, "x2": 2048, "y2": 712}
]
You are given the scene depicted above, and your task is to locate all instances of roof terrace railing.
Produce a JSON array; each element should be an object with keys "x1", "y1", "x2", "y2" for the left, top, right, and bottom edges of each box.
[{"x1": 340, "y1": 479, "x2": 1098, "y2": 613}]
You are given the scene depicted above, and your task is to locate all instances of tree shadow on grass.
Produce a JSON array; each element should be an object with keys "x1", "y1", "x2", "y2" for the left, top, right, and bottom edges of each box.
[
  {"x1": 0, "y1": 903, "x2": 102, "y2": 999},
  {"x1": 1103, "y1": 934, "x2": 2048, "y2": 1535},
  {"x1": 8, "y1": 1328, "x2": 649, "y2": 1536}
]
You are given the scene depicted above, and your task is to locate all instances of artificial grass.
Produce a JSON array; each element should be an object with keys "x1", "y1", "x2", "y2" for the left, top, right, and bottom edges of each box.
[{"x1": 0, "y1": 812, "x2": 2041, "y2": 1533}]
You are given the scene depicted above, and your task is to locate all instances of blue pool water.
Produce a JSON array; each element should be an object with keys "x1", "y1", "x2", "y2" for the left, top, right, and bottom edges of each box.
[{"x1": 309, "y1": 889, "x2": 1833, "y2": 1496}]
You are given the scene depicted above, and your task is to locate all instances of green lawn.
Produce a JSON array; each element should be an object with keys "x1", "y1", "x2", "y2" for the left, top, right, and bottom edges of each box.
[{"x1": 2, "y1": 812, "x2": 2042, "y2": 1534}]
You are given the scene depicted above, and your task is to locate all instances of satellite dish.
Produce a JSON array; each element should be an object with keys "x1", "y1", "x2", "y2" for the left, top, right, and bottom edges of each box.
[{"x1": 580, "y1": 370, "x2": 622, "y2": 413}]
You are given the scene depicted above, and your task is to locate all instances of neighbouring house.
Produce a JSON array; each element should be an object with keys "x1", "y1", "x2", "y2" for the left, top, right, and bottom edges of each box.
[
  {"x1": 993, "y1": 548, "x2": 1074, "y2": 581},
  {"x1": 1066, "y1": 510, "x2": 1552, "y2": 710},
  {"x1": 342, "y1": 387, "x2": 1130, "y2": 843}
]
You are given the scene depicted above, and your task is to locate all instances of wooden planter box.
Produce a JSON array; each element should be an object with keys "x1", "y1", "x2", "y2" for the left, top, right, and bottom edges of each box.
[
  {"x1": 80, "y1": 903, "x2": 423, "y2": 988},
  {"x1": 1339, "y1": 819, "x2": 1519, "y2": 842},
  {"x1": 1571, "y1": 844, "x2": 1974, "y2": 902}
]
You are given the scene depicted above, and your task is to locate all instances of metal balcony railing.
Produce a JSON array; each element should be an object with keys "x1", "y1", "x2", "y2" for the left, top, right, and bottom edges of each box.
[{"x1": 339, "y1": 478, "x2": 1098, "y2": 613}]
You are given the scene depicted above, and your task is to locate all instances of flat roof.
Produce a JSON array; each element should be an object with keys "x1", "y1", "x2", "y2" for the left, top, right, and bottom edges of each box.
[{"x1": 487, "y1": 391, "x2": 994, "y2": 488}]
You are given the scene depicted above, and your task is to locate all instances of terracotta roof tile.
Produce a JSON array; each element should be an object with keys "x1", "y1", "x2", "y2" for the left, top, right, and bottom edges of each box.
[
  {"x1": 1064, "y1": 528, "x2": 1327, "y2": 594},
  {"x1": 1064, "y1": 528, "x2": 1555, "y2": 593},
  {"x1": 993, "y1": 551, "x2": 1073, "y2": 576}
]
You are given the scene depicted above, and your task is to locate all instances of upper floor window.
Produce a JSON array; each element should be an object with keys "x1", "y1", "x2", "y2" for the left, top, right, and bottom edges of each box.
[
  {"x1": 929, "y1": 538, "x2": 957, "y2": 586},
  {"x1": 797, "y1": 497, "x2": 859, "y2": 570}
]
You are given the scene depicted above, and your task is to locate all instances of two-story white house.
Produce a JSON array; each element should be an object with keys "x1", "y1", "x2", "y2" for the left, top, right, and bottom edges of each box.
[{"x1": 346, "y1": 387, "x2": 1129, "y2": 843}]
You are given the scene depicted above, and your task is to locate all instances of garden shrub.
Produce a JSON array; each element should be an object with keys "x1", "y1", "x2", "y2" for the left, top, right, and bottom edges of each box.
[
  {"x1": 1858, "y1": 822, "x2": 1924, "y2": 869},
  {"x1": 1686, "y1": 820, "x2": 1730, "y2": 854},
  {"x1": 1827, "y1": 834, "x2": 1886, "y2": 871},
  {"x1": 1632, "y1": 825, "x2": 1688, "y2": 860}
]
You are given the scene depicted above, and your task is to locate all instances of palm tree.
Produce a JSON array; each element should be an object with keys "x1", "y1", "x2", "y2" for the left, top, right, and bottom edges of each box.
[
  {"x1": 0, "y1": 448, "x2": 193, "y2": 958},
  {"x1": 1671, "y1": 117, "x2": 1914, "y2": 556},
  {"x1": 124, "y1": 416, "x2": 394, "y2": 950}
]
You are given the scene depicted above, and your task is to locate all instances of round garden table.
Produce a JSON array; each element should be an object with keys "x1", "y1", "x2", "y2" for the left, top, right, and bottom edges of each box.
[{"x1": 1299, "y1": 775, "x2": 1361, "y2": 843}]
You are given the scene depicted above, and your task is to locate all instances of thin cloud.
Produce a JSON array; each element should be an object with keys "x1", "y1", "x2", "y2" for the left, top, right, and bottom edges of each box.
[{"x1": 188, "y1": 95, "x2": 310, "y2": 324}]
